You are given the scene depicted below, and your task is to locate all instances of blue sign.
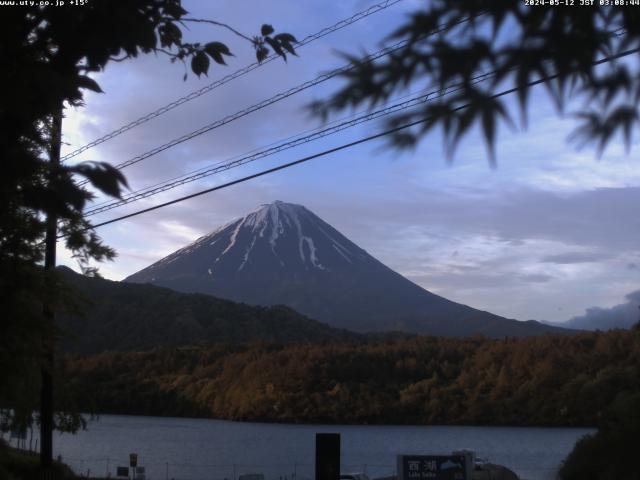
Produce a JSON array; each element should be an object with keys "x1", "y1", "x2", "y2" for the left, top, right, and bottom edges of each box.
[{"x1": 397, "y1": 455, "x2": 467, "y2": 480}]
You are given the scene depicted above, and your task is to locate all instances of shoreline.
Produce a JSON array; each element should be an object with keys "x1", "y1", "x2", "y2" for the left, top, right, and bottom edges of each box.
[{"x1": 71, "y1": 411, "x2": 598, "y2": 430}]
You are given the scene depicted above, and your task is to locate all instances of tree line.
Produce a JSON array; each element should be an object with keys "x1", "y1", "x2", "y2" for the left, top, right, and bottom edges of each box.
[{"x1": 60, "y1": 327, "x2": 640, "y2": 426}]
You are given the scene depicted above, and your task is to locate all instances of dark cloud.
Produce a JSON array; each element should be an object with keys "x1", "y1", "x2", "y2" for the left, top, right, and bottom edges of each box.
[
  {"x1": 562, "y1": 290, "x2": 640, "y2": 330},
  {"x1": 627, "y1": 290, "x2": 640, "y2": 302}
]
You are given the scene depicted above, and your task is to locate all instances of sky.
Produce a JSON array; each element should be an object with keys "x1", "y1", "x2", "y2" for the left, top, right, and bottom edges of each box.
[{"x1": 59, "y1": 0, "x2": 640, "y2": 324}]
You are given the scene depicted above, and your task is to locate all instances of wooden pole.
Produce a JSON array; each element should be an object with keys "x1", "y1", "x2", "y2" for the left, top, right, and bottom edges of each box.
[{"x1": 40, "y1": 107, "x2": 62, "y2": 478}]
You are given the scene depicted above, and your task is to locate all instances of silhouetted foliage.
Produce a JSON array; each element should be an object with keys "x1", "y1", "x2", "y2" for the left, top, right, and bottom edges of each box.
[
  {"x1": 60, "y1": 329, "x2": 640, "y2": 426},
  {"x1": 0, "y1": 0, "x2": 296, "y2": 433},
  {"x1": 315, "y1": 2, "x2": 640, "y2": 164},
  {"x1": 559, "y1": 391, "x2": 640, "y2": 480},
  {"x1": 0, "y1": 441, "x2": 78, "y2": 480}
]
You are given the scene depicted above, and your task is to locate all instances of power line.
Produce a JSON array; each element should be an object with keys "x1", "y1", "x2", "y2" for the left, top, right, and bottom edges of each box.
[
  {"x1": 85, "y1": 109, "x2": 369, "y2": 210},
  {"x1": 84, "y1": 72, "x2": 497, "y2": 216},
  {"x1": 76, "y1": 47, "x2": 387, "y2": 181},
  {"x1": 64, "y1": 46, "x2": 640, "y2": 237},
  {"x1": 61, "y1": 0, "x2": 406, "y2": 162},
  {"x1": 76, "y1": 15, "x2": 475, "y2": 188},
  {"x1": 107, "y1": 13, "x2": 634, "y2": 214},
  {"x1": 99, "y1": 23, "x2": 638, "y2": 214},
  {"x1": 76, "y1": 121, "x2": 431, "y2": 233},
  {"x1": 75, "y1": 38, "x2": 407, "y2": 188},
  {"x1": 84, "y1": 87, "x2": 438, "y2": 212}
]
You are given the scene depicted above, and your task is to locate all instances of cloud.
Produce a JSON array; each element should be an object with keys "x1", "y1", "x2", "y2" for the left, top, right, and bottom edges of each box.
[
  {"x1": 540, "y1": 252, "x2": 614, "y2": 264},
  {"x1": 313, "y1": 185, "x2": 640, "y2": 260},
  {"x1": 563, "y1": 290, "x2": 640, "y2": 330},
  {"x1": 517, "y1": 273, "x2": 554, "y2": 283}
]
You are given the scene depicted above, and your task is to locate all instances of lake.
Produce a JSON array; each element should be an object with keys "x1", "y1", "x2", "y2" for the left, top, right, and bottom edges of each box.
[{"x1": 21, "y1": 415, "x2": 594, "y2": 480}]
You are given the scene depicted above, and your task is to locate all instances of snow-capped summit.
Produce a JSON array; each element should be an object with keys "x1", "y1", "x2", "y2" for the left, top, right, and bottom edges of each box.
[
  {"x1": 143, "y1": 201, "x2": 368, "y2": 279},
  {"x1": 126, "y1": 201, "x2": 562, "y2": 336}
]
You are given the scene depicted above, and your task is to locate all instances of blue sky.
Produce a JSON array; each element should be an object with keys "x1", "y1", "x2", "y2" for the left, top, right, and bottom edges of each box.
[{"x1": 59, "y1": 0, "x2": 640, "y2": 324}]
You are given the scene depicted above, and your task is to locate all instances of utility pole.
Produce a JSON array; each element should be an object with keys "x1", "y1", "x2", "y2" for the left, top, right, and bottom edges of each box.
[{"x1": 40, "y1": 107, "x2": 62, "y2": 478}]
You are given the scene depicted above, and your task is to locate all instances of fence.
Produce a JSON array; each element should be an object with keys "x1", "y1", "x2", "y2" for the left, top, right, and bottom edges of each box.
[
  {"x1": 4, "y1": 435, "x2": 560, "y2": 480},
  {"x1": 50, "y1": 458, "x2": 402, "y2": 480}
]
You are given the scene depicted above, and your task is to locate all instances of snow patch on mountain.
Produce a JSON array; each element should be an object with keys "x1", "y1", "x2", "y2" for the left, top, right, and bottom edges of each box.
[
  {"x1": 239, "y1": 235, "x2": 257, "y2": 271},
  {"x1": 302, "y1": 236, "x2": 325, "y2": 270},
  {"x1": 216, "y1": 217, "x2": 245, "y2": 264},
  {"x1": 317, "y1": 225, "x2": 357, "y2": 262},
  {"x1": 199, "y1": 200, "x2": 333, "y2": 271}
]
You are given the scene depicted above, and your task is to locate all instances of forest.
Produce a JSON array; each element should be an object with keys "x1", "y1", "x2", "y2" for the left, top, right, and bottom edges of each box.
[
  {"x1": 55, "y1": 266, "x2": 361, "y2": 353},
  {"x1": 61, "y1": 327, "x2": 640, "y2": 426}
]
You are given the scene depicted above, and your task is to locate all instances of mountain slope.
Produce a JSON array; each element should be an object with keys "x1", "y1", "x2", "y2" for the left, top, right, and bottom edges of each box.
[
  {"x1": 57, "y1": 267, "x2": 360, "y2": 354},
  {"x1": 126, "y1": 201, "x2": 568, "y2": 337}
]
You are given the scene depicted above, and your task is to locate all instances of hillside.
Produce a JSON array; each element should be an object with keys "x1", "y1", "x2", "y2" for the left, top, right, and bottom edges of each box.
[
  {"x1": 62, "y1": 328, "x2": 640, "y2": 425},
  {"x1": 57, "y1": 267, "x2": 360, "y2": 354}
]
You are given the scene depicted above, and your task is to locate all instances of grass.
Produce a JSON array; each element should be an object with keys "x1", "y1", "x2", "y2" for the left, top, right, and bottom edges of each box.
[{"x1": 0, "y1": 441, "x2": 106, "y2": 480}]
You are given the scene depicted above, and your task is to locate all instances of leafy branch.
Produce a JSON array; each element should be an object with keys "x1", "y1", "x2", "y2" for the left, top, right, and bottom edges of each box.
[{"x1": 314, "y1": 1, "x2": 640, "y2": 163}]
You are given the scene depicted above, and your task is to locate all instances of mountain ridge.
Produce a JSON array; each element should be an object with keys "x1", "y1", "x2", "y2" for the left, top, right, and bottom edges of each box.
[
  {"x1": 57, "y1": 266, "x2": 361, "y2": 354},
  {"x1": 126, "y1": 201, "x2": 569, "y2": 337}
]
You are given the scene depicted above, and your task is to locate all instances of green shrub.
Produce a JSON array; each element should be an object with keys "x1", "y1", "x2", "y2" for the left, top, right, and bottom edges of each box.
[
  {"x1": 0, "y1": 443, "x2": 76, "y2": 480},
  {"x1": 559, "y1": 392, "x2": 640, "y2": 480}
]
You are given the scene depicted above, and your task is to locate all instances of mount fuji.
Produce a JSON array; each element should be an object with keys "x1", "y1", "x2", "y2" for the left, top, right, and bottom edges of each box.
[{"x1": 125, "y1": 201, "x2": 565, "y2": 337}]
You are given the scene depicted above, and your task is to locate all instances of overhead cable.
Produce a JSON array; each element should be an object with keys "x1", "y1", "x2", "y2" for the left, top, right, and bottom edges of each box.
[
  {"x1": 61, "y1": 0, "x2": 406, "y2": 162},
  {"x1": 76, "y1": 14, "x2": 476, "y2": 188},
  {"x1": 63, "y1": 46, "x2": 640, "y2": 235},
  {"x1": 85, "y1": 72, "x2": 496, "y2": 216}
]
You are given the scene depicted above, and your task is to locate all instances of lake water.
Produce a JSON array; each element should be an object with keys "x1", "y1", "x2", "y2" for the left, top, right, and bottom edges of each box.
[{"x1": 17, "y1": 415, "x2": 593, "y2": 480}]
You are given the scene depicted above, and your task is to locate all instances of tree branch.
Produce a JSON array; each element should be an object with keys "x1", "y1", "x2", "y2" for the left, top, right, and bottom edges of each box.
[
  {"x1": 108, "y1": 55, "x2": 130, "y2": 63},
  {"x1": 154, "y1": 48, "x2": 178, "y2": 58},
  {"x1": 181, "y1": 17, "x2": 253, "y2": 43}
]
